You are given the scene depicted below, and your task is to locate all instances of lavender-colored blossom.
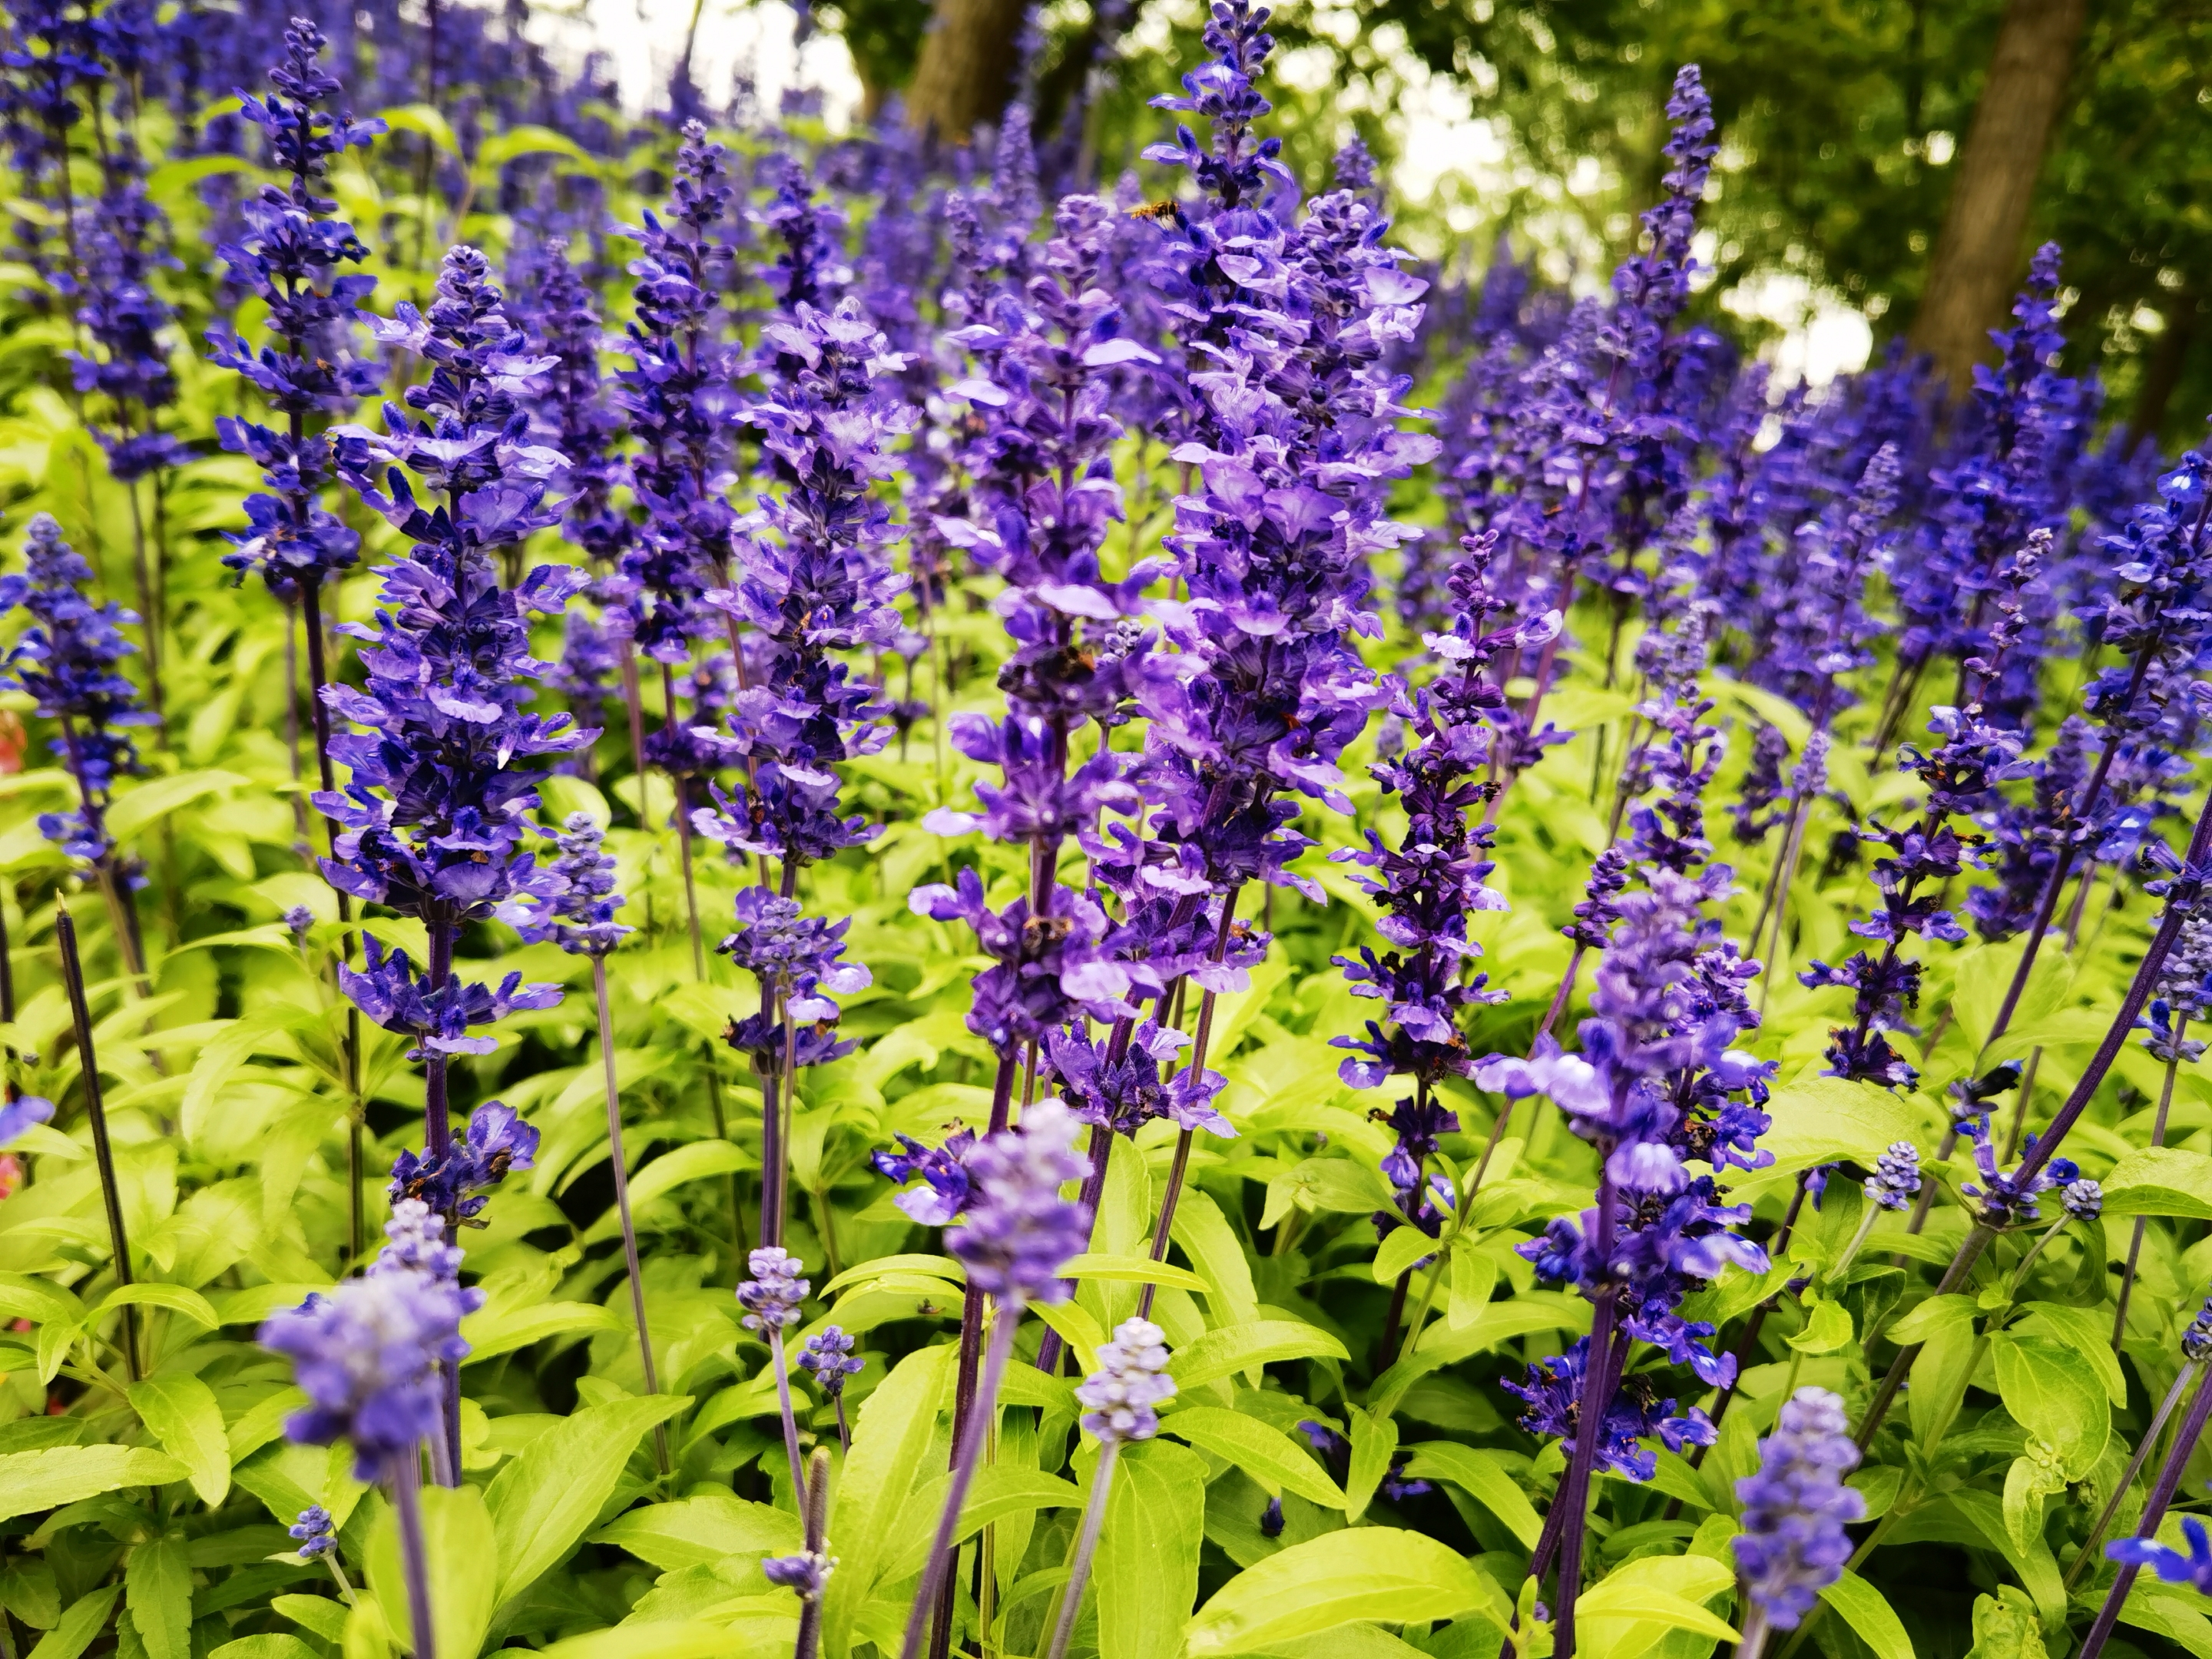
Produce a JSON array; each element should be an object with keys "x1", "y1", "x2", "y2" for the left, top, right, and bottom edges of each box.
[
  {"x1": 0, "y1": 1094, "x2": 54, "y2": 1147},
  {"x1": 0, "y1": 515, "x2": 154, "y2": 872},
  {"x1": 340, "y1": 935, "x2": 561, "y2": 1060},
  {"x1": 210, "y1": 17, "x2": 381, "y2": 598},
  {"x1": 737, "y1": 1245, "x2": 809, "y2": 1332},
  {"x1": 1501, "y1": 1338, "x2": 1714, "y2": 1482},
  {"x1": 909, "y1": 869, "x2": 1135, "y2": 1054},
  {"x1": 1732, "y1": 1387, "x2": 1866, "y2": 1631},
  {"x1": 289, "y1": 1505, "x2": 336, "y2": 1558},
  {"x1": 504, "y1": 813, "x2": 630, "y2": 957},
  {"x1": 870, "y1": 1128, "x2": 978, "y2": 1227},
  {"x1": 761, "y1": 1550, "x2": 835, "y2": 1600},
  {"x1": 1076, "y1": 1316, "x2": 1176, "y2": 1444},
  {"x1": 1956, "y1": 1110, "x2": 2078, "y2": 1227},
  {"x1": 2061, "y1": 1178, "x2": 2104, "y2": 1223},
  {"x1": 798, "y1": 1326, "x2": 862, "y2": 1397},
  {"x1": 1045, "y1": 1019, "x2": 1231, "y2": 1140},
  {"x1": 1864, "y1": 1142, "x2": 1921, "y2": 1210},
  {"x1": 948, "y1": 1098, "x2": 1089, "y2": 1304},
  {"x1": 388, "y1": 1102, "x2": 538, "y2": 1224}
]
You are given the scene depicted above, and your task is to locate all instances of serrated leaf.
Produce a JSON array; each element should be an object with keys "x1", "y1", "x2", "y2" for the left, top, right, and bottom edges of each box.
[
  {"x1": 1372, "y1": 1224, "x2": 1438, "y2": 1286},
  {"x1": 1991, "y1": 1333, "x2": 2108, "y2": 1478},
  {"x1": 125, "y1": 1538, "x2": 190, "y2": 1659},
  {"x1": 1101, "y1": 1439, "x2": 1207, "y2": 1659},
  {"x1": 26, "y1": 1587, "x2": 119, "y2": 1659},
  {"x1": 1344, "y1": 1408, "x2": 1396, "y2": 1522},
  {"x1": 2100, "y1": 1147, "x2": 2212, "y2": 1219}
]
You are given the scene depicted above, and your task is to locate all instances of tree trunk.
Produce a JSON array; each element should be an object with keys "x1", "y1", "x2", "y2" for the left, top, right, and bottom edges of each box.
[
  {"x1": 2131, "y1": 296, "x2": 2199, "y2": 447},
  {"x1": 906, "y1": 0, "x2": 1029, "y2": 141},
  {"x1": 1909, "y1": 0, "x2": 2088, "y2": 394}
]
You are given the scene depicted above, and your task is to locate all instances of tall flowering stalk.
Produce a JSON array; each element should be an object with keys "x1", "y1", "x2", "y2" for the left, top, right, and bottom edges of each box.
[
  {"x1": 52, "y1": 901, "x2": 138, "y2": 1380},
  {"x1": 211, "y1": 15, "x2": 383, "y2": 1258},
  {"x1": 896, "y1": 1099, "x2": 1088, "y2": 1659},
  {"x1": 737, "y1": 1245, "x2": 813, "y2": 1518},
  {"x1": 318, "y1": 243, "x2": 584, "y2": 1466},
  {"x1": 609, "y1": 121, "x2": 738, "y2": 970},
  {"x1": 505, "y1": 813, "x2": 667, "y2": 1472},
  {"x1": 2114, "y1": 919, "x2": 2212, "y2": 1343},
  {"x1": 1731, "y1": 1388, "x2": 1864, "y2": 1659},
  {"x1": 1, "y1": 514, "x2": 157, "y2": 982},
  {"x1": 1044, "y1": 1317, "x2": 1175, "y2": 1659}
]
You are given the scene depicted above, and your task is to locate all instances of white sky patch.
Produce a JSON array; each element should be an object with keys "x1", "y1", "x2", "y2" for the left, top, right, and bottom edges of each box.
[{"x1": 524, "y1": 0, "x2": 864, "y2": 125}]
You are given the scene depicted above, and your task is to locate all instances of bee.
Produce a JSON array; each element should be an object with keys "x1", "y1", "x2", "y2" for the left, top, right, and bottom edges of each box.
[{"x1": 1127, "y1": 199, "x2": 1181, "y2": 224}]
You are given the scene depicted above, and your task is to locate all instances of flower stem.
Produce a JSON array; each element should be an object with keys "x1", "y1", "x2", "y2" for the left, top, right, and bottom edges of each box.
[
  {"x1": 794, "y1": 1448, "x2": 831, "y2": 1659},
  {"x1": 903, "y1": 1303, "x2": 1020, "y2": 1659},
  {"x1": 2114, "y1": 1035, "x2": 2185, "y2": 1349},
  {"x1": 389, "y1": 1451, "x2": 437, "y2": 1659},
  {"x1": 769, "y1": 1328, "x2": 810, "y2": 1526},
  {"x1": 1044, "y1": 1441, "x2": 1118, "y2": 1659},
  {"x1": 54, "y1": 902, "x2": 137, "y2": 1382},
  {"x1": 594, "y1": 958, "x2": 668, "y2": 1475},
  {"x1": 2079, "y1": 1364, "x2": 2212, "y2": 1659}
]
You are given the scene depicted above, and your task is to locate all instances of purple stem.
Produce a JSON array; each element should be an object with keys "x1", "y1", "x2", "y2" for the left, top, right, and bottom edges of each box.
[
  {"x1": 54, "y1": 902, "x2": 138, "y2": 1382},
  {"x1": 2078, "y1": 1365, "x2": 2212, "y2": 1659},
  {"x1": 389, "y1": 1450, "x2": 438, "y2": 1659},
  {"x1": 769, "y1": 1327, "x2": 810, "y2": 1526},
  {"x1": 594, "y1": 958, "x2": 668, "y2": 1475},
  {"x1": 1551, "y1": 1171, "x2": 1623, "y2": 1659},
  {"x1": 902, "y1": 1304, "x2": 1020, "y2": 1659}
]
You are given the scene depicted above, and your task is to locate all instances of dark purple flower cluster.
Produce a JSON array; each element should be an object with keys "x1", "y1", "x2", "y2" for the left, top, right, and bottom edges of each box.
[
  {"x1": 909, "y1": 868, "x2": 1137, "y2": 1055},
  {"x1": 209, "y1": 17, "x2": 382, "y2": 599},
  {"x1": 388, "y1": 1101, "x2": 539, "y2": 1224},
  {"x1": 1045, "y1": 1019, "x2": 1231, "y2": 1140},
  {"x1": 1502, "y1": 1338, "x2": 1715, "y2": 1482},
  {"x1": 717, "y1": 888, "x2": 872, "y2": 1075},
  {"x1": 505, "y1": 812, "x2": 631, "y2": 958},
  {"x1": 0, "y1": 514, "x2": 154, "y2": 871}
]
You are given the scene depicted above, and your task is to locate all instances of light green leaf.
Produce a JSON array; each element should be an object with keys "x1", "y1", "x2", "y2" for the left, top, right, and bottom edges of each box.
[
  {"x1": 1816, "y1": 1568, "x2": 1914, "y2": 1659},
  {"x1": 271, "y1": 1595, "x2": 349, "y2": 1644},
  {"x1": 1100, "y1": 1439, "x2": 1207, "y2": 1659},
  {"x1": 125, "y1": 1538, "x2": 190, "y2": 1659},
  {"x1": 376, "y1": 104, "x2": 459, "y2": 155},
  {"x1": 96, "y1": 1284, "x2": 218, "y2": 1330},
  {"x1": 127, "y1": 1376, "x2": 228, "y2": 1506},
  {"x1": 2015, "y1": 1303, "x2": 2127, "y2": 1406},
  {"x1": 535, "y1": 1624, "x2": 749, "y2": 1659},
  {"x1": 476, "y1": 124, "x2": 592, "y2": 169},
  {"x1": 105, "y1": 770, "x2": 250, "y2": 842},
  {"x1": 595, "y1": 1141, "x2": 757, "y2": 1232},
  {"x1": 459, "y1": 1299, "x2": 625, "y2": 1364},
  {"x1": 591, "y1": 1494, "x2": 799, "y2": 1571},
  {"x1": 1886, "y1": 1292, "x2": 1975, "y2": 1347},
  {"x1": 488, "y1": 1394, "x2": 689, "y2": 1605},
  {"x1": 1911, "y1": 1320, "x2": 1982, "y2": 1451},
  {"x1": 2124, "y1": 1594, "x2": 2212, "y2": 1659},
  {"x1": 1184, "y1": 1529, "x2": 1500, "y2": 1654},
  {"x1": 208, "y1": 1639, "x2": 319, "y2": 1659},
  {"x1": 1171, "y1": 1320, "x2": 1349, "y2": 1391},
  {"x1": 1057, "y1": 1253, "x2": 1210, "y2": 1293},
  {"x1": 1759, "y1": 1078, "x2": 1926, "y2": 1177},
  {"x1": 820, "y1": 1254, "x2": 964, "y2": 1296},
  {"x1": 822, "y1": 1343, "x2": 951, "y2": 1657},
  {"x1": 881, "y1": 1467, "x2": 1082, "y2": 1584},
  {"x1": 368, "y1": 1483, "x2": 495, "y2": 1659},
  {"x1": 27, "y1": 1587, "x2": 119, "y2": 1659},
  {"x1": 1786, "y1": 1297, "x2": 1855, "y2": 1354},
  {"x1": 0, "y1": 1446, "x2": 188, "y2": 1522},
  {"x1": 1343, "y1": 1409, "x2": 1396, "y2": 1523},
  {"x1": 0, "y1": 1274, "x2": 84, "y2": 1327},
  {"x1": 1991, "y1": 1333, "x2": 2108, "y2": 1478},
  {"x1": 2099, "y1": 1147, "x2": 2212, "y2": 1220},
  {"x1": 1162, "y1": 1408, "x2": 1344, "y2": 1507},
  {"x1": 1172, "y1": 1194, "x2": 1263, "y2": 1353},
  {"x1": 1372, "y1": 1224, "x2": 1437, "y2": 1286},
  {"x1": 1399, "y1": 1444, "x2": 1541, "y2": 1548},
  {"x1": 1447, "y1": 1239, "x2": 1498, "y2": 1332}
]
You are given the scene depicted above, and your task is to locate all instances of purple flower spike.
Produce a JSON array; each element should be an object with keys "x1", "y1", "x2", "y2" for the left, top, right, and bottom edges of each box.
[
  {"x1": 289, "y1": 1505, "x2": 336, "y2": 1559},
  {"x1": 0, "y1": 1095, "x2": 55, "y2": 1148},
  {"x1": 949, "y1": 1099, "x2": 1091, "y2": 1306},
  {"x1": 1733, "y1": 1387, "x2": 1866, "y2": 1632},
  {"x1": 388, "y1": 1103, "x2": 538, "y2": 1225},
  {"x1": 1076, "y1": 1317, "x2": 1177, "y2": 1444},
  {"x1": 871, "y1": 1129, "x2": 979, "y2": 1226},
  {"x1": 737, "y1": 1246, "x2": 809, "y2": 1333},
  {"x1": 798, "y1": 1326, "x2": 863, "y2": 1398},
  {"x1": 1046, "y1": 1019, "x2": 1233, "y2": 1141},
  {"x1": 505, "y1": 813, "x2": 630, "y2": 958},
  {"x1": 909, "y1": 869, "x2": 1135, "y2": 1052}
]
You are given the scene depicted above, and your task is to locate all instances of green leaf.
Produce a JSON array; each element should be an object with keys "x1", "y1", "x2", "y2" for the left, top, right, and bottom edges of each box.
[
  {"x1": 588, "y1": 1141, "x2": 756, "y2": 1238},
  {"x1": 2123, "y1": 1594, "x2": 2212, "y2": 1659},
  {"x1": 1398, "y1": 1444, "x2": 1542, "y2": 1548},
  {"x1": 1343, "y1": 1409, "x2": 1396, "y2": 1523},
  {"x1": 1100, "y1": 1439, "x2": 1207, "y2": 1659},
  {"x1": 2015, "y1": 1303, "x2": 2127, "y2": 1406},
  {"x1": 1171, "y1": 1320, "x2": 1350, "y2": 1391},
  {"x1": 376, "y1": 103, "x2": 459, "y2": 155},
  {"x1": 0, "y1": 1274, "x2": 84, "y2": 1327},
  {"x1": 881, "y1": 1467, "x2": 1082, "y2": 1583},
  {"x1": 534, "y1": 1624, "x2": 748, "y2": 1659},
  {"x1": 367, "y1": 1482, "x2": 495, "y2": 1659},
  {"x1": 125, "y1": 1538, "x2": 191, "y2": 1659},
  {"x1": 26, "y1": 1587, "x2": 119, "y2": 1659},
  {"x1": 1758, "y1": 1078, "x2": 1927, "y2": 1177},
  {"x1": 475, "y1": 124, "x2": 592, "y2": 168},
  {"x1": 459, "y1": 1299, "x2": 625, "y2": 1364},
  {"x1": 0, "y1": 1446, "x2": 188, "y2": 1522},
  {"x1": 1886, "y1": 1293, "x2": 1975, "y2": 1346},
  {"x1": 127, "y1": 1377, "x2": 228, "y2": 1507},
  {"x1": 591, "y1": 1495, "x2": 798, "y2": 1571},
  {"x1": 1447, "y1": 1238, "x2": 1498, "y2": 1332},
  {"x1": 1161, "y1": 1408, "x2": 1344, "y2": 1507},
  {"x1": 1183, "y1": 1528, "x2": 1501, "y2": 1654},
  {"x1": 2099, "y1": 1147, "x2": 2212, "y2": 1219},
  {"x1": 1991, "y1": 1333, "x2": 2108, "y2": 1478},
  {"x1": 1818, "y1": 1569, "x2": 1915, "y2": 1659},
  {"x1": 1172, "y1": 1194, "x2": 1263, "y2": 1351},
  {"x1": 96, "y1": 1284, "x2": 219, "y2": 1330},
  {"x1": 1371, "y1": 1224, "x2": 1436, "y2": 1286},
  {"x1": 822, "y1": 1343, "x2": 951, "y2": 1657},
  {"x1": 271, "y1": 1595, "x2": 349, "y2": 1644},
  {"x1": 1575, "y1": 1578, "x2": 1740, "y2": 1647},
  {"x1": 207, "y1": 1639, "x2": 320, "y2": 1659},
  {"x1": 105, "y1": 770, "x2": 250, "y2": 842},
  {"x1": 1057, "y1": 1253, "x2": 1210, "y2": 1293},
  {"x1": 487, "y1": 1393, "x2": 689, "y2": 1605},
  {"x1": 1964, "y1": 1586, "x2": 2045, "y2": 1659},
  {"x1": 1786, "y1": 1296, "x2": 1855, "y2": 1354},
  {"x1": 1910, "y1": 1320, "x2": 1982, "y2": 1451}
]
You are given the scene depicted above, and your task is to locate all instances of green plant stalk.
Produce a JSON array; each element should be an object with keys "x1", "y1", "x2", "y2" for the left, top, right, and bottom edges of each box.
[
  {"x1": 1044, "y1": 1440, "x2": 1119, "y2": 1659},
  {"x1": 55, "y1": 901, "x2": 139, "y2": 1383},
  {"x1": 594, "y1": 957, "x2": 669, "y2": 1476}
]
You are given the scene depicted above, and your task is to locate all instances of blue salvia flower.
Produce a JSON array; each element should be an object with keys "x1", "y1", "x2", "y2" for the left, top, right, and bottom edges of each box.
[
  {"x1": 2111, "y1": 1519, "x2": 2212, "y2": 1597},
  {"x1": 209, "y1": 16, "x2": 382, "y2": 599},
  {"x1": 2061, "y1": 1177, "x2": 2104, "y2": 1222},
  {"x1": 761, "y1": 1550, "x2": 834, "y2": 1599},
  {"x1": 0, "y1": 1094, "x2": 55, "y2": 1147},
  {"x1": 1076, "y1": 1316, "x2": 1176, "y2": 1444},
  {"x1": 520, "y1": 236, "x2": 629, "y2": 569},
  {"x1": 1863, "y1": 1141, "x2": 1922, "y2": 1210},
  {"x1": 1733, "y1": 1387, "x2": 1866, "y2": 1637},
  {"x1": 68, "y1": 127, "x2": 192, "y2": 483},
  {"x1": 0, "y1": 0, "x2": 104, "y2": 283},
  {"x1": 949, "y1": 1098, "x2": 1090, "y2": 1306},
  {"x1": 611, "y1": 120, "x2": 736, "y2": 668},
  {"x1": 797, "y1": 1326, "x2": 863, "y2": 1397},
  {"x1": 288, "y1": 1505, "x2": 336, "y2": 1558},
  {"x1": 717, "y1": 889, "x2": 872, "y2": 1077},
  {"x1": 258, "y1": 1200, "x2": 479, "y2": 1478},
  {"x1": 694, "y1": 298, "x2": 912, "y2": 872},
  {"x1": 1957, "y1": 1110, "x2": 2078, "y2": 1227},
  {"x1": 1501, "y1": 1337, "x2": 1714, "y2": 1482},
  {"x1": 505, "y1": 813, "x2": 631, "y2": 958},
  {"x1": 317, "y1": 245, "x2": 586, "y2": 1052},
  {"x1": 0, "y1": 514, "x2": 155, "y2": 874},
  {"x1": 753, "y1": 154, "x2": 849, "y2": 312},
  {"x1": 736, "y1": 1245, "x2": 808, "y2": 1332},
  {"x1": 388, "y1": 1103, "x2": 538, "y2": 1224}
]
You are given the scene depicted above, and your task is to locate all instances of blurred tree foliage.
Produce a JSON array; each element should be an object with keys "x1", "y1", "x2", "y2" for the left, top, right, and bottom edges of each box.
[{"x1": 823, "y1": 0, "x2": 2212, "y2": 445}]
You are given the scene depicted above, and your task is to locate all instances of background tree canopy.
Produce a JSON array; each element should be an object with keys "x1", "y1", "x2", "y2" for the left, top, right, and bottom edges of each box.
[{"x1": 826, "y1": 0, "x2": 2212, "y2": 445}]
